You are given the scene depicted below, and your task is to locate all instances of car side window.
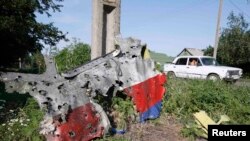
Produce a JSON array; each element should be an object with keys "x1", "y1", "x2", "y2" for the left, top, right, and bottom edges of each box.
[
  {"x1": 176, "y1": 58, "x2": 187, "y2": 65},
  {"x1": 188, "y1": 58, "x2": 199, "y2": 66},
  {"x1": 197, "y1": 59, "x2": 202, "y2": 66}
]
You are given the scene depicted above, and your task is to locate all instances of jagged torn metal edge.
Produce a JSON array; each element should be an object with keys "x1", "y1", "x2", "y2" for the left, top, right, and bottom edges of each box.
[{"x1": 0, "y1": 37, "x2": 166, "y2": 141}]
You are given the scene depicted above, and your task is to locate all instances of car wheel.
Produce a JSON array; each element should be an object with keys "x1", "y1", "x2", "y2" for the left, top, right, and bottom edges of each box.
[
  {"x1": 207, "y1": 74, "x2": 220, "y2": 81},
  {"x1": 167, "y1": 71, "x2": 176, "y2": 79}
]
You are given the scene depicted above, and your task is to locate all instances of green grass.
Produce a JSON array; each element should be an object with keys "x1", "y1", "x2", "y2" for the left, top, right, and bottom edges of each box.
[{"x1": 163, "y1": 78, "x2": 250, "y2": 139}]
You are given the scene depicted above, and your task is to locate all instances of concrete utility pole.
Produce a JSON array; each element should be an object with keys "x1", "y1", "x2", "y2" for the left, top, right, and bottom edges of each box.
[
  {"x1": 91, "y1": 0, "x2": 121, "y2": 60},
  {"x1": 213, "y1": 0, "x2": 223, "y2": 59}
]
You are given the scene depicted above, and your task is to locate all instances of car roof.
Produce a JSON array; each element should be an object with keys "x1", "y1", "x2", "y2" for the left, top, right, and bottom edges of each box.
[{"x1": 176, "y1": 56, "x2": 214, "y2": 58}]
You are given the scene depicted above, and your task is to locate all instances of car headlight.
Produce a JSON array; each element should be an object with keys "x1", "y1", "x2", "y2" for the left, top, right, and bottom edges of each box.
[
  {"x1": 239, "y1": 70, "x2": 243, "y2": 75},
  {"x1": 226, "y1": 71, "x2": 230, "y2": 77}
]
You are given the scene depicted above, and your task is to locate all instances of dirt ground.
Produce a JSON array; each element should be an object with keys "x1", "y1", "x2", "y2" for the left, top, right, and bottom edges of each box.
[
  {"x1": 235, "y1": 79, "x2": 250, "y2": 87},
  {"x1": 122, "y1": 116, "x2": 187, "y2": 141},
  {"x1": 112, "y1": 116, "x2": 188, "y2": 141},
  {"x1": 113, "y1": 115, "x2": 206, "y2": 141}
]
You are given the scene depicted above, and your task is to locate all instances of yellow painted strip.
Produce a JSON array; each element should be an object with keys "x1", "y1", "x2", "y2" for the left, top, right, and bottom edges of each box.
[
  {"x1": 193, "y1": 111, "x2": 216, "y2": 130},
  {"x1": 143, "y1": 48, "x2": 151, "y2": 59}
]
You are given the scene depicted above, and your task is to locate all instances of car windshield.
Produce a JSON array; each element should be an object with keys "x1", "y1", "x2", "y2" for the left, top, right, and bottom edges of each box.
[{"x1": 201, "y1": 57, "x2": 220, "y2": 66}]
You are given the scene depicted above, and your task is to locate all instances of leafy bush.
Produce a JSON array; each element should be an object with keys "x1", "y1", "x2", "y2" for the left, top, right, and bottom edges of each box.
[
  {"x1": 111, "y1": 96, "x2": 137, "y2": 130},
  {"x1": 94, "y1": 92, "x2": 137, "y2": 131},
  {"x1": 55, "y1": 39, "x2": 91, "y2": 73},
  {"x1": 163, "y1": 79, "x2": 250, "y2": 138}
]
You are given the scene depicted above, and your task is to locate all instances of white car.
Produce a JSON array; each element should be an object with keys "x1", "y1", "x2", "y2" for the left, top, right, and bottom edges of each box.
[{"x1": 163, "y1": 56, "x2": 243, "y2": 82}]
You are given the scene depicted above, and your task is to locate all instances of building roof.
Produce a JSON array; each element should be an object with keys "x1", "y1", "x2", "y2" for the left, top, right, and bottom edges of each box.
[{"x1": 177, "y1": 48, "x2": 204, "y2": 57}]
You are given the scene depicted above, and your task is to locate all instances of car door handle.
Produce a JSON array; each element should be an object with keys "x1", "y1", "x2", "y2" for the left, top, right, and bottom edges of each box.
[
  {"x1": 173, "y1": 66, "x2": 176, "y2": 68},
  {"x1": 186, "y1": 67, "x2": 189, "y2": 68}
]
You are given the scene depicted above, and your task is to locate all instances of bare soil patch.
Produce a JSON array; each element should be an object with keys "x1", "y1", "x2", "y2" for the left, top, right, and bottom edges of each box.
[{"x1": 114, "y1": 115, "x2": 191, "y2": 141}]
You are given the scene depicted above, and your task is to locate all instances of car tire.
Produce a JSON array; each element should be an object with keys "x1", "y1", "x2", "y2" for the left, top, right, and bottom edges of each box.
[
  {"x1": 207, "y1": 74, "x2": 220, "y2": 81},
  {"x1": 167, "y1": 71, "x2": 176, "y2": 79}
]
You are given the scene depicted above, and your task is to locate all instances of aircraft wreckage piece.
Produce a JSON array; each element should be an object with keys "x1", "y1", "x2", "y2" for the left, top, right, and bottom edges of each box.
[{"x1": 0, "y1": 37, "x2": 166, "y2": 141}]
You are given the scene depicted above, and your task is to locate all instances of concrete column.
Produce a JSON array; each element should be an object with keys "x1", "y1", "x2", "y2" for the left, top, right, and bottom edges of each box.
[{"x1": 91, "y1": 0, "x2": 121, "y2": 60}]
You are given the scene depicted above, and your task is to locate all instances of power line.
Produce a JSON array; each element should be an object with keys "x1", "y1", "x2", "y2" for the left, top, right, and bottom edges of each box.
[{"x1": 228, "y1": 0, "x2": 250, "y2": 19}]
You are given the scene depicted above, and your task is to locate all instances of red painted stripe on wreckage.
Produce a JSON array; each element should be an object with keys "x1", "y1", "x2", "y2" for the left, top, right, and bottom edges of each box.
[
  {"x1": 46, "y1": 103, "x2": 104, "y2": 141},
  {"x1": 124, "y1": 73, "x2": 166, "y2": 113}
]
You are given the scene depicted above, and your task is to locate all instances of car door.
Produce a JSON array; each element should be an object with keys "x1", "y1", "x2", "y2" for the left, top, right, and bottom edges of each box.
[
  {"x1": 186, "y1": 57, "x2": 203, "y2": 79},
  {"x1": 174, "y1": 57, "x2": 188, "y2": 78}
]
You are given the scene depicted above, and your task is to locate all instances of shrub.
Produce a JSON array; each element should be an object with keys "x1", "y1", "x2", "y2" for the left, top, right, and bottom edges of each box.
[{"x1": 55, "y1": 39, "x2": 91, "y2": 73}]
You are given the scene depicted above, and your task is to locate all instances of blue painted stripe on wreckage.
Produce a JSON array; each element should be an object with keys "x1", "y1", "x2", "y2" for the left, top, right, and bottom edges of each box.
[{"x1": 140, "y1": 101, "x2": 162, "y2": 122}]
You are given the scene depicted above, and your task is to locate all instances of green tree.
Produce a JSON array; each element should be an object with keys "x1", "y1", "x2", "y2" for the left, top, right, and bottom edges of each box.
[
  {"x1": 203, "y1": 45, "x2": 214, "y2": 56},
  {"x1": 203, "y1": 12, "x2": 250, "y2": 74},
  {"x1": 217, "y1": 12, "x2": 250, "y2": 73},
  {"x1": 55, "y1": 39, "x2": 91, "y2": 73},
  {"x1": 0, "y1": 0, "x2": 66, "y2": 66}
]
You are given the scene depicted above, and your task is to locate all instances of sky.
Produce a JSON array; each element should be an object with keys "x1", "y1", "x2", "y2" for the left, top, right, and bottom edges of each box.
[{"x1": 37, "y1": 0, "x2": 250, "y2": 57}]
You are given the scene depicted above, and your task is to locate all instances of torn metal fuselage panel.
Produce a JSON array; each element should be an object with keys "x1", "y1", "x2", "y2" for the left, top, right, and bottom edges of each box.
[{"x1": 0, "y1": 37, "x2": 166, "y2": 141}]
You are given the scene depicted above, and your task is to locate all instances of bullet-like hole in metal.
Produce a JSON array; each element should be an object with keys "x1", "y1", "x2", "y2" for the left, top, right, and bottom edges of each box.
[
  {"x1": 90, "y1": 128, "x2": 97, "y2": 134},
  {"x1": 115, "y1": 80, "x2": 124, "y2": 87},
  {"x1": 132, "y1": 55, "x2": 137, "y2": 58},
  {"x1": 58, "y1": 105, "x2": 62, "y2": 110},
  {"x1": 86, "y1": 123, "x2": 92, "y2": 129},
  {"x1": 46, "y1": 97, "x2": 53, "y2": 101},
  {"x1": 58, "y1": 117, "x2": 63, "y2": 123},
  {"x1": 39, "y1": 90, "x2": 47, "y2": 96},
  {"x1": 69, "y1": 131, "x2": 75, "y2": 137},
  {"x1": 84, "y1": 113, "x2": 88, "y2": 117}
]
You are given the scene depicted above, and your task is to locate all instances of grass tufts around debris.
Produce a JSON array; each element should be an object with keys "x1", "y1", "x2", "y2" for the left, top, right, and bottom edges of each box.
[{"x1": 163, "y1": 79, "x2": 250, "y2": 139}]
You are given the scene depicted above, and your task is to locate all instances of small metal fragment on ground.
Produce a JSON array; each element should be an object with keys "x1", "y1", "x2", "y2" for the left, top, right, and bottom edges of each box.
[{"x1": 193, "y1": 110, "x2": 230, "y2": 138}]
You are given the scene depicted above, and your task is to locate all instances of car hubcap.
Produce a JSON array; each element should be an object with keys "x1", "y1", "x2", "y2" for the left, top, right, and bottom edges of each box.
[{"x1": 209, "y1": 75, "x2": 218, "y2": 81}]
